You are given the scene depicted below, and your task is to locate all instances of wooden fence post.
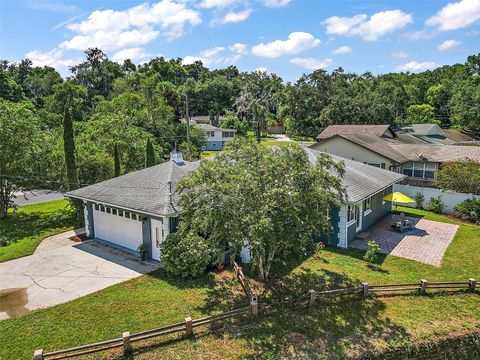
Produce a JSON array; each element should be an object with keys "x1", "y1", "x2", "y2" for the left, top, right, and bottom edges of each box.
[
  {"x1": 185, "y1": 317, "x2": 193, "y2": 337},
  {"x1": 469, "y1": 278, "x2": 476, "y2": 292},
  {"x1": 123, "y1": 331, "x2": 131, "y2": 354},
  {"x1": 308, "y1": 289, "x2": 316, "y2": 308},
  {"x1": 362, "y1": 282, "x2": 369, "y2": 298},
  {"x1": 250, "y1": 296, "x2": 258, "y2": 318},
  {"x1": 420, "y1": 279, "x2": 428, "y2": 293},
  {"x1": 33, "y1": 349, "x2": 44, "y2": 360}
]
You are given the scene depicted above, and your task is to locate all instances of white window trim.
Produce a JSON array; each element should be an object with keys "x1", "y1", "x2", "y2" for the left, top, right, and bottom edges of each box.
[
  {"x1": 346, "y1": 219, "x2": 356, "y2": 227},
  {"x1": 363, "y1": 208, "x2": 372, "y2": 216}
]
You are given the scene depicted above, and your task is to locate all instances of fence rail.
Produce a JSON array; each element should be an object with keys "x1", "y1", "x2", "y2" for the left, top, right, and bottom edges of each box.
[{"x1": 33, "y1": 277, "x2": 477, "y2": 360}]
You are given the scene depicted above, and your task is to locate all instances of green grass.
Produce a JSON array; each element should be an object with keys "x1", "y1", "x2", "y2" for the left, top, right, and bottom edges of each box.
[
  {"x1": 0, "y1": 207, "x2": 479, "y2": 359},
  {"x1": 0, "y1": 200, "x2": 78, "y2": 262},
  {"x1": 0, "y1": 271, "x2": 216, "y2": 359}
]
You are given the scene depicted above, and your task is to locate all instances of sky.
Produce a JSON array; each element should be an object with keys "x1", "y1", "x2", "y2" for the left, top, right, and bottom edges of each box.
[{"x1": 0, "y1": 0, "x2": 479, "y2": 81}]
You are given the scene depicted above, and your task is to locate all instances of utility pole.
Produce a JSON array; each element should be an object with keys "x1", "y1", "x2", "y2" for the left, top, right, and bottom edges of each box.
[{"x1": 184, "y1": 93, "x2": 191, "y2": 160}]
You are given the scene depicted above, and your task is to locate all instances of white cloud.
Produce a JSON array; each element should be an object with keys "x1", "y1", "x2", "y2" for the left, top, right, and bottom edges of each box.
[
  {"x1": 324, "y1": 14, "x2": 366, "y2": 35},
  {"x1": 426, "y1": 0, "x2": 480, "y2": 31},
  {"x1": 183, "y1": 43, "x2": 247, "y2": 66},
  {"x1": 332, "y1": 45, "x2": 352, "y2": 54},
  {"x1": 255, "y1": 67, "x2": 268, "y2": 72},
  {"x1": 251, "y1": 32, "x2": 321, "y2": 58},
  {"x1": 323, "y1": 10, "x2": 412, "y2": 41},
  {"x1": 61, "y1": 26, "x2": 160, "y2": 51},
  {"x1": 112, "y1": 47, "x2": 150, "y2": 62},
  {"x1": 396, "y1": 61, "x2": 440, "y2": 72},
  {"x1": 61, "y1": 1, "x2": 201, "y2": 51},
  {"x1": 392, "y1": 51, "x2": 409, "y2": 58},
  {"x1": 289, "y1": 57, "x2": 333, "y2": 69},
  {"x1": 438, "y1": 39, "x2": 461, "y2": 51},
  {"x1": 211, "y1": 9, "x2": 252, "y2": 25},
  {"x1": 199, "y1": 0, "x2": 237, "y2": 8},
  {"x1": 26, "y1": 48, "x2": 77, "y2": 68},
  {"x1": 260, "y1": 0, "x2": 291, "y2": 8}
]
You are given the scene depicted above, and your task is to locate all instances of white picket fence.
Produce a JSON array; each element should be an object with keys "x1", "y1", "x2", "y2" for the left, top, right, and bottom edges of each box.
[{"x1": 393, "y1": 184, "x2": 479, "y2": 214}]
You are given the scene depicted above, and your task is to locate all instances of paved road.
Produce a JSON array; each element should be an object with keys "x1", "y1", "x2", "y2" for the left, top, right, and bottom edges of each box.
[
  {"x1": 0, "y1": 229, "x2": 158, "y2": 320},
  {"x1": 14, "y1": 190, "x2": 64, "y2": 206}
]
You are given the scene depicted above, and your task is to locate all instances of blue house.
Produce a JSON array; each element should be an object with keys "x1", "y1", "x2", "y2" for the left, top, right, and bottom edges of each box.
[
  {"x1": 66, "y1": 148, "x2": 405, "y2": 263},
  {"x1": 196, "y1": 124, "x2": 236, "y2": 151}
]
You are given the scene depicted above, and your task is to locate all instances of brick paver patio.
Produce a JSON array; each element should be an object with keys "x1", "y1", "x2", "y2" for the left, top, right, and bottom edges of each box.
[{"x1": 350, "y1": 214, "x2": 458, "y2": 266}]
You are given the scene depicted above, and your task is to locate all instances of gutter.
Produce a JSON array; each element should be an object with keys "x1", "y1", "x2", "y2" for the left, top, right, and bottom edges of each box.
[{"x1": 64, "y1": 193, "x2": 177, "y2": 218}]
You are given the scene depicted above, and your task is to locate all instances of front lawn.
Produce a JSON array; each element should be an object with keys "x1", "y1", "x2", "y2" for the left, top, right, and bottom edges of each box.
[
  {"x1": 0, "y1": 207, "x2": 478, "y2": 359},
  {"x1": 0, "y1": 199, "x2": 78, "y2": 262}
]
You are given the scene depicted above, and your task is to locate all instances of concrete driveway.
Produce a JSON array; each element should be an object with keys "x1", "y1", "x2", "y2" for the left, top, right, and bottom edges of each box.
[{"x1": 0, "y1": 230, "x2": 158, "y2": 320}]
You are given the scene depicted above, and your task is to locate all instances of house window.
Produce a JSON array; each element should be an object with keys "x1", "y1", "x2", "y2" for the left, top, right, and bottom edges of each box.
[
  {"x1": 222, "y1": 132, "x2": 234, "y2": 138},
  {"x1": 402, "y1": 161, "x2": 414, "y2": 177},
  {"x1": 118, "y1": 210, "x2": 123, "y2": 217},
  {"x1": 381, "y1": 163, "x2": 386, "y2": 169},
  {"x1": 363, "y1": 197, "x2": 372, "y2": 214},
  {"x1": 367, "y1": 163, "x2": 381, "y2": 168},
  {"x1": 106, "y1": 207, "x2": 111, "y2": 214},
  {"x1": 112, "y1": 209, "x2": 117, "y2": 215},
  {"x1": 100, "y1": 205, "x2": 105, "y2": 212},
  {"x1": 131, "y1": 213, "x2": 137, "y2": 221},
  {"x1": 169, "y1": 217, "x2": 179, "y2": 233},
  {"x1": 208, "y1": 131, "x2": 215, "y2": 137},
  {"x1": 94, "y1": 204, "x2": 99, "y2": 211},
  {"x1": 403, "y1": 161, "x2": 436, "y2": 180},
  {"x1": 347, "y1": 205, "x2": 356, "y2": 223},
  {"x1": 124, "y1": 212, "x2": 131, "y2": 219}
]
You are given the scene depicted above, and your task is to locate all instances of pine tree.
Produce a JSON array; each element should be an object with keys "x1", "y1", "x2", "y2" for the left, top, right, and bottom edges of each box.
[
  {"x1": 146, "y1": 138, "x2": 156, "y2": 168},
  {"x1": 63, "y1": 107, "x2": 78, "y2": 191},
  {"x1": 114, "y1": 143, "x2": 121, "y2": 177}
]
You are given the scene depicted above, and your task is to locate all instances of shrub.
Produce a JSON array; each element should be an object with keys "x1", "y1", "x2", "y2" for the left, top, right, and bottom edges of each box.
[
  {"x1": 436, "y1": 159, "x2": 480, "y2": 195},
  {"x1": 453, "y1": 198, "x2": 480, "y2": 224},
  {"x1": 161, "y1": 232, "x2": 213, "y2": 278},
  {"x1": 428, "y1": 196, "x2": 445, "y2": 214},
  {"x1": 414, "y1": 192, "x2": 425, "y2": 209},
  {"x1": 364, "y1": 240, "x2": 381, "y2": 265}
]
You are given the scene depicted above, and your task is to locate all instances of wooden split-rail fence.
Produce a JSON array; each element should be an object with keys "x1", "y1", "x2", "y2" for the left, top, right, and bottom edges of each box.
[{"x1": 33, "y1": 277, "x2": 477, "y2": 359}]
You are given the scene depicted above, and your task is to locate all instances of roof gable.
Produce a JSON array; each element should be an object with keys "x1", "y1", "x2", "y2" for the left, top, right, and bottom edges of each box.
[{"x1": 317, "y1": 125, "x2": 395, "y2": 140}]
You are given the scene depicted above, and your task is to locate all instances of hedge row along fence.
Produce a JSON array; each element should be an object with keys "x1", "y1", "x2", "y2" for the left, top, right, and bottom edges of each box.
[{"x1": 33, "y1": 278, "x2": 477, "y2": 360}]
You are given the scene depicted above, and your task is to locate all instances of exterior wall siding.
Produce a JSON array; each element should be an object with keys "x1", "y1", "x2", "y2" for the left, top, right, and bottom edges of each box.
[
  {"x1": 362, "y1": 186, "x2": 392, "y2": 231},
  {"x1": 142, "y1": 217, "x2": 152, "y2": 260},
  {"x1": 310, "y1": 137, "x2": 396, "y2": 170},
  {"x1": 317, "y1": 207, "x2": 340, "y2": 246}
]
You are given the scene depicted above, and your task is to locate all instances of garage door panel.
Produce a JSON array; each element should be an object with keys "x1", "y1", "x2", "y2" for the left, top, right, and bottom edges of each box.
[{"x1": 93, "y1": 209, "x2": 143, "y2": 252}]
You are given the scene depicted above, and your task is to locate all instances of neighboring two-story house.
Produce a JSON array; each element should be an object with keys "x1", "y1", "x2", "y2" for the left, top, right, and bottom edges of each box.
[
  {"x1": 196, "y1": 123, "x2": 236, "y2": 151},
  {"x1": 310, "y1": 124, "x2": 480, "y2": 186}
]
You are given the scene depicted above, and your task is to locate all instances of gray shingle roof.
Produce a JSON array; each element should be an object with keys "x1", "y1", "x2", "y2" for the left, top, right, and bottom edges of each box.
[
  {"x1": 397, "y1": 124, "x2": 444, "y2": 136},
  {"x1": 305, "y1": 148, "x2": 406, "y2": 203},
  {"x1": 66, "y1": 158, "x2": 200, "y2": 216},
  {"x1": 317, "y1": 125, "x2": 394, "y2": 140},
  {"x1": 67, "y1": 148, "x2": 406, "y2": 215},
  {"x1": 195, "y1": 123, "x2": 236, "y2": 132},
  {"x1": 389, "y1": 144, "x2": 480, "y2": 162}
]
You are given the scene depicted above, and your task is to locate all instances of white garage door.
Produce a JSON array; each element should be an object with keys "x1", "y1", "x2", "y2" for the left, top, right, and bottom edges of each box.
[{"x1": 93, "y1": 207, "x2": 143, "y2": 252}]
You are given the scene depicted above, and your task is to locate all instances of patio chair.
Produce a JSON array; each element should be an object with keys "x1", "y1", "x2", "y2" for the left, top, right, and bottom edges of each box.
[
  {"x1": 392, "y1": 214, "x2": 408, "y2": 232},
  {"x1": 400, "y1": 213, "x2": 414, "y2": 229}
]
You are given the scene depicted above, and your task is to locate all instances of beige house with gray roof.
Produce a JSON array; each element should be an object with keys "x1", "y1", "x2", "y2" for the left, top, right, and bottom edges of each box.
[{"x1": 311, "y1": 125, "x2": 480, "y2": 186}]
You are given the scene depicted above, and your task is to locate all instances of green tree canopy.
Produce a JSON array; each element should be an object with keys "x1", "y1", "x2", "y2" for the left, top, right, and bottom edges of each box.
[
  {"x1": 167, "y1": 139, "x2": 345, "y2": 280},
  {"x1": 436, "y1": 159, "x2": 480, "y2": 195}
]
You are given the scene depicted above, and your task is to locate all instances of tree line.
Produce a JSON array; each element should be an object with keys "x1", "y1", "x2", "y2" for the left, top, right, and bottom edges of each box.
[{"x1": 0, "y1": 48, "x2": 479, "y2": 217}]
